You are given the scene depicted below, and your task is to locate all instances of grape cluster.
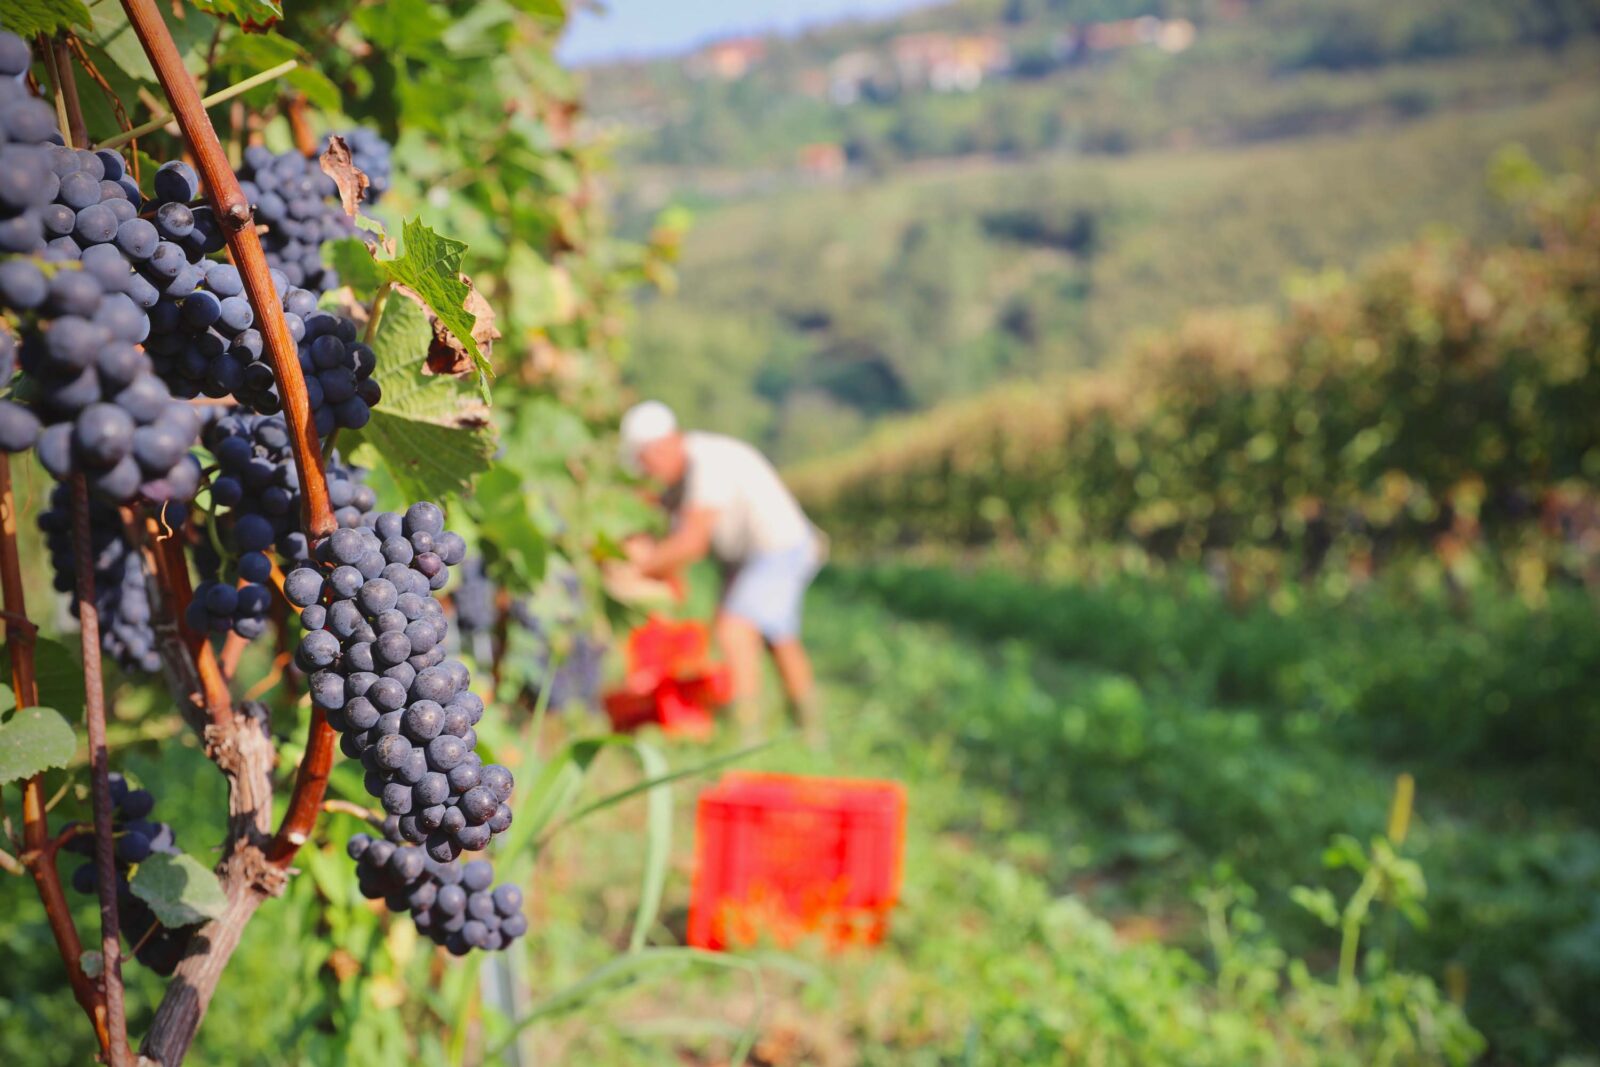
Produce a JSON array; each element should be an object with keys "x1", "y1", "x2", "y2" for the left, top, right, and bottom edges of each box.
[
  {"x1": 451, "y1": 556, "x2": 497, "y2": 633},
  {"x1": 285, "y1": 502, "x2": 515, "y2": 864},
  {"x1": 0, "y1": 49, "x2": 143, "y2": 257},
  {"x1": 65, "y1": 773, "x2": 194, "y2": 975},
  {"x1": 185, "y1": 412, "x2": 376, "y2": 638},
  {"x1": 348, "y1": 829, "x2": 526, "y2": 955},
  {"x1": 450, "y1": 563, "x2": 602, "y2": 711},
  {"x1": 145, "y1": 264, "x2": 380, "y2": 433},
  {"x1": 238, "y1": 144, "x2": 353, "y2": 293},
  {"x1": 2, "y1": 256, "x2": 204, "y2": 504},
  {"x1": 0, "y1": 32, "x2": 206, "y2": 505},
  {"x1": 37, "y1": 485, "x2": 165, "y2": 675},
  {"x1": 205, "y1": 410, "x2": 376, "y2": 558},
  {"x1": 322, "y1": 128, "x2": 392, "y2": 204}
]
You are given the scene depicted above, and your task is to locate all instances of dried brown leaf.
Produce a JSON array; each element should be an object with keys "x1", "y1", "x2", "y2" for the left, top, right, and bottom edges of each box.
[
  {"x1": 319, "y1": 134, "x2": 370, "y2": 218},
  {"x1": 392, "y1": 279, "x2": 500, "y2": 379}
]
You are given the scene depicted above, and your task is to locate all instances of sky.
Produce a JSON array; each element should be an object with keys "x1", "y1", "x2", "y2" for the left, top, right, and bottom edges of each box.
[{"x1": 559, "y1": 0, "x2": 935, "y2": 65}]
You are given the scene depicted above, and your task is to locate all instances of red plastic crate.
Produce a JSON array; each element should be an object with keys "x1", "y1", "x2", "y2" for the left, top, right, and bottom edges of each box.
[{"x1": 688, "y1": 772, "x2": 907, "y2": 951}]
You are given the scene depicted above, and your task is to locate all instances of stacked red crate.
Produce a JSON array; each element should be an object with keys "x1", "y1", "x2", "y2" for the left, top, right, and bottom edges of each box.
[{"x1": 688, "y1": 772, "x2": 907, "y2": 950}]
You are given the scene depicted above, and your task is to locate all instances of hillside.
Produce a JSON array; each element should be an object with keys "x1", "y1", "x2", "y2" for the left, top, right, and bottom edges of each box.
[
  {"x1": 586, "y1": 0, "x2": 1600, "y2": 177},
  {"x1": 586, "y1": 0, "x2": 1600, "y2": 461},
  {"x1": 624, "y1": 84, "x2": 1600, "y2": 460}
]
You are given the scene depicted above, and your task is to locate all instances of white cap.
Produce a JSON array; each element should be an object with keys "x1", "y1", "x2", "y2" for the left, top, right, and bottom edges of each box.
[{"x1": 619, "y1": 400, "x2": 678, "y2": 473}]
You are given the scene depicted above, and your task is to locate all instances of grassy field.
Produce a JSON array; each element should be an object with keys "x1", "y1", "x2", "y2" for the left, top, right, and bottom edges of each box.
[
  {"x1": 4, "y1": 566, "x2": 1594, "y2": 1064},
  {"x1": 506, "y1": 567, "x2": 1596, "y2": 1065},
  {"x1": 629, "y1": 81, "x2": 1600, "y2": 461}
]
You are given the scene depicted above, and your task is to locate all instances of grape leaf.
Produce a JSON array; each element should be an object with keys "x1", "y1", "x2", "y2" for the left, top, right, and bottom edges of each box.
[
  {"x1": 345, "y1": 296, "x2": 495, "y2": 504},
  {"x1": 0, "y1": 706, "x2": 75, "y2": 785},
  {"x1": 33, "y1": 637, "x2": 85, "y2": 721},
  {"x1": 190, "y1": 0, "x2": 283, "y2": 27},
  {"x1": 0, "y1": 0, "x2": 93, "y2": 37},
  {"x1": 325, "y1": 238, "x2": 386, "y2": 301},
  {"x1": 473, "y1": 464, "x2": 548, "y2": 588},
  {"x1": 378, "y1": 219, "x2": 492, "y2": 394},
  {"x1": 504, "y1": 0, "x2": 566, "y2": 20},
  {"x1": 130, "y1": 853, "x2": 228, "y2": 928},
  {"x1": 215, "y1": 31, "x2": 339, "y2": 113}
]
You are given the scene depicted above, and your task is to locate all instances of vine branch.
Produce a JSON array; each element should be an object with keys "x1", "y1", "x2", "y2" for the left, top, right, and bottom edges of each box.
[
  {"x1": 110, "y1": 5, "x2": 340, "y2": 1059},
  {"x1": 119, "y1": 0, "x2": 334, "y2": 541},
  {"x1": 69, "y1": 474, "x2": 133, "y2": 1067},
  {"x1": 0, "y1": 457, "x2": 110, "y2": 1056}
]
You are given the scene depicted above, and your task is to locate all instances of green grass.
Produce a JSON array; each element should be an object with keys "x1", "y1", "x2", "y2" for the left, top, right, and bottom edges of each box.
[{"x1": 4, "y1": 568, "x2": 1594, "y2": 1064}]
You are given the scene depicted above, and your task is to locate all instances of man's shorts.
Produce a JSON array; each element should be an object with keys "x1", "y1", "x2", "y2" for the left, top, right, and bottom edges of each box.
[{"x1": 721, "y1": 538, "x2": 821, "y2": 642}]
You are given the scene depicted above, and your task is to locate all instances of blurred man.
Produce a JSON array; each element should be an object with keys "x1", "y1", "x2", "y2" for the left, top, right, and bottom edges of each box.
[{"x1": 619, "y1": 400, "x2": 823, "y2": 740}]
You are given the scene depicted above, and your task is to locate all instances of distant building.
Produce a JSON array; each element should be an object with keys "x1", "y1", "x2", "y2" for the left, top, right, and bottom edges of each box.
[
  {"x1": 687, "y1": 37, "x2": 766, "y2": 81},
  {"x1": 826, "y1": 50, "x2": 885, "y2": 105},
  {"x1": 1059, "y1": 17, "x2": 1196, "y2": 59},
  {"x1": 1157, "y1": 19, "x2": 1197, "y2": 54},
  {"x1": 797, "y1": 142, "x2": 847, "y2": 180},
  {"x1": 890, "y1": 32, "x2": 1010, "y2": 93}
]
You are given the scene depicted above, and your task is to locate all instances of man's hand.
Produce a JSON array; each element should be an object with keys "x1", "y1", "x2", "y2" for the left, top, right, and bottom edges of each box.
[
  {"x1": 622, "y1": 534, "x2": 654, "y2": 566},
  {"x1": 632, "y1": 506, "x2": 716, "y2": 578}
]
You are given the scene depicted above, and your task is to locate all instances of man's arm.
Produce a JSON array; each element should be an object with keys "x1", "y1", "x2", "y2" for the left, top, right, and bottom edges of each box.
[{"x1": 633, "y1": 506, "x2": 717, "y2": 577}]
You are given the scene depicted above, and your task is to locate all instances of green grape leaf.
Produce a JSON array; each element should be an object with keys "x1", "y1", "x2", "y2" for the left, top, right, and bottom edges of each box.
[
  {"x1": 0, "y1": 706, "x2": 75, "y2": 785},
  {"x1": 473, "y1": 464, "x2": 548, "y2": 588},
  {"x1": 1, "y1": 0, "x2": 93, "y2": 37},
  {"x1": 190, "y1": 0, "x2": 284, "y2": 26},
  {"x1": 345, "y1": 296, "x2": 495, "y2": 504},
  {"x1": 1289, "y1": 885, "x2": 1340, "y2": 928},
  {"x1": 504, "y1": 0, "x2": 565, "y2": 19},
  {"x1": 130, "y1": 853, "x2": 228, "y2": 928},
  {"x1": 325, "y1": 237, "x2": 386, "y2": 301},
  {"x1": 216, "y1": 32, "x2": 338, "y2": 113},
  {"x1": 377, "y1": 219, "x2": 491, "y2": 394},
  {"x1": 500, "y1": 395, "x2": 592, "y2": 474},
  {"x1": 30, "y1": 637, "x2": 85, "y2": 722}
]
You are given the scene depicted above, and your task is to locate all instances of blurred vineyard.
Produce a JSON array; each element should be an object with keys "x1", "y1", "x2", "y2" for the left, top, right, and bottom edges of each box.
[{"x1": 789, "y1": 152, "x2": 1600, "y2": 593}]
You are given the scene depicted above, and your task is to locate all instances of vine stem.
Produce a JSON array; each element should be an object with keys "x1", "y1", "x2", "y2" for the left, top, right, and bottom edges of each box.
[
  {"x1": 285, "y1": 92, "x2": 316, "y2": 156},
  {"x1": 45, "y1": 40, "x2": 132, "y2": 1062},
  {"x1": 264, "y1": 568, "x2": 330, "y2": 866},
  {"x1": 119, "y1": 0, "x2": 334, "y2": 541},
  {"x1": 93, "y1": 59, "x2": 299, "y2": 151},
  {"x1": 99, "y1": 5, "x2": 334, "y2": 1060},
  {"x1": 152, "y1": 528, "x2": 232, "y2": 728},
  {"x1": 117, "y1": 0, "x2": 339, "y2": 873},
  {"x1": 69, "y1": 474, "x2": 133, "y2": 1067},
  {"x1": 0, "y1": 457, "x2": 111, "y2": 1055}
]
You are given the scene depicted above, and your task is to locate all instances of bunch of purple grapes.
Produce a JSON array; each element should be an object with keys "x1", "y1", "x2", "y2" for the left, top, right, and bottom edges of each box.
[
  {"x1": 348, "y1": 828, "x2": 526, "y2": 955},
  {"x1": 1, "y1": 254, "x2": 204, "y2": 503},
  {"x1": 188, "y1": 412, "x2": 377, "y2": 637},
  {"x1": 36, "y1": 485, "x2": 166, "y2": 675},
  {"x1": 0, "y1": 34, "x2": 206, "y2": 504},
  {"x1": 286, "y1": 503, "x2": 516, "y2": 865},
  {"x1": 65, "y1": 773, "x2": 195, "y2": 975},
  {"x1": 237, "y1": 144, "x2": 354, "y2": 293},
  {"x1": 143, "y1": 260, "x2": 380, "y2": 433}
]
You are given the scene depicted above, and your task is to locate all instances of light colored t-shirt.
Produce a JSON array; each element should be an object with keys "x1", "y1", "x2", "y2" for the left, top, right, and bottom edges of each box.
[{"x1": 668, "y1": 432, "x2": 812, "y2": 565}]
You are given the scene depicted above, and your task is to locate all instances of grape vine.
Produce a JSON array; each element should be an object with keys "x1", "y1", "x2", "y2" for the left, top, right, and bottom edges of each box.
[{"x1": 0, "y1": 5, "x2": 579, "y2": 1061}]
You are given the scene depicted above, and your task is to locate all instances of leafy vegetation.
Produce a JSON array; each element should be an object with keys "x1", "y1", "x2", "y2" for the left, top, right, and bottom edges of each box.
[
  {"x1": 790, "y1": 154, "x2": 1600, "y2": 590},
  {"x1": 588, "y1": 0, "x2": 1600, "y2": 172},
  {"x1": 594, "y1": 0, "x2": 1600, "y2": 462}
]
